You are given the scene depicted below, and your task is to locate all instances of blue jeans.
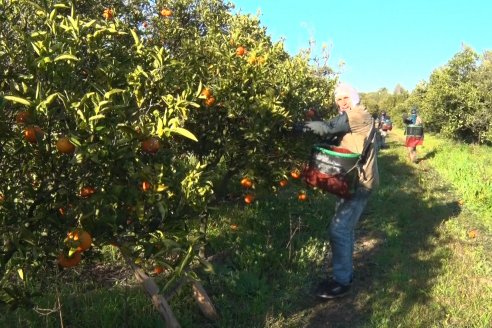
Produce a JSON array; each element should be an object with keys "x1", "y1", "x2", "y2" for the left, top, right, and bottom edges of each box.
[{"x1": 329, "y1": 187, "x2": 372, "y2": 285}]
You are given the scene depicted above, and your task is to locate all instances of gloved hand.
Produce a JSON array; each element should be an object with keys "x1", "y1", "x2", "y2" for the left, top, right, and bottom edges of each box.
[
  {"x1": 304, "y1": 121, "x2": 329, "y2": 136},
  {"x1": 292, "y1": 121, "x2": 307, "y2": 135}
]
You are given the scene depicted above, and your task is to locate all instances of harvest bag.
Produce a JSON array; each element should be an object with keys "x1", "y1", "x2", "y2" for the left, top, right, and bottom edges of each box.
[
  {"x1": 405, "y1": 124, "x2": 424, "y2": 147},
  {"x1": 302, "y1": 145, "x2": 360, "y2": 199},
  {"x1": 382, "y1": 119, "x2": 392, "y2": 131},
  {"x1": 405, "y1": 124, "x2": 423, "y2": 137}
]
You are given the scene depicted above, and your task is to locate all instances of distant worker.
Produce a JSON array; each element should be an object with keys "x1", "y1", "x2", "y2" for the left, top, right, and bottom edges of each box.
[
  {"x1": 377, "y1": 111, "x2": 392, "y2": 149},
  {"x1": 403, "y1": 107, "x2": 423, "y2": 163}
]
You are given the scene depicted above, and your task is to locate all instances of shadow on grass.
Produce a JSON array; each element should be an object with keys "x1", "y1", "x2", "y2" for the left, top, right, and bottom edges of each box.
[
  {"x1": 418, "y1": 149, "x2": 437, "y2": 161},
  {"x1": 298, "y1": 151, "x2": 462, "y2": 327},
  {"x1": 197, "y1": 141, "x2": 461, "y2": 328}
]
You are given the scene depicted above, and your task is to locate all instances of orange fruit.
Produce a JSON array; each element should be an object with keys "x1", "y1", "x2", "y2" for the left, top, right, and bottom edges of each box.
[
  {"x1": 15, "y1": 111, "x2": 31, "y2": 124},
  {"x1": 67, "y1": 230, "x2": 93, "y2": 252},
  {"x1": 56, "y1": 137, "x2": 76, "y2": 154},
  {"x1": 154, "y1": 266, "x2": 164, "y2": 275},
  {"x1": 141, "y1": 180, "x2": 152, "y2": 192},
  {"x1": 305, "y1": 109, "x2": 317, "y2": 119},
  {"x1": 298, "y1": 192, "x2": 308, "y2": 201},
  {"x1": 201, "y1": 87, "x2": 212, "y2": 98},
  {"x1": 160, "y1": 8, "x2": 172, "y2": 17},
  {"x1": 290, "y1": 169, "x2": 301, "y2": 179},
  {"x1": 279, "y1": 179, "x2": 288, "y2": 187},
  {"x1": 102, "y1": 8, "x2": 113, "y2": 20},
  {"x1": 230, "y1": 224, "x2": 238, "y2": 230},
  {"x1": 24, "y1": 126, "x2": 44, "y2": 143},
  {"x1": 204, "y1": 96, "x2": 216, "y2": 107},
  {"x1": 80, "y1": 186, "x2": 96, "y2": 198},
  {"x1": 57, "y1": 252, "x2": 82, "y2": 268},
  {"x1": 236, "y1": 46, "x2": 246, "y2": 56},
  {"x1": 468, "y1": 229, "x2": 478, "y2": 239},
  {"x1": 0, "y1": 193, "x2": 4, "y2": 203},
  {"x1": 244, "y1": 194, "x2": 255, "y2": 204},
  {"x1": 240, "y1": 177, "x2": 253, "y2": 189},
  {"x1": 141, "y1": 137, "x2": 160, "y2": 154}
]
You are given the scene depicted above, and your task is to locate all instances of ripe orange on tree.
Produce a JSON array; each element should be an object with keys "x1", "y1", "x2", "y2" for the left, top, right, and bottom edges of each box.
[
  {"x1": 279, "y1": 179, "x2": 288, "y2": 187},
  {"x1": 141, "y1": 180, "x2": 152, "y2": 192},
  {"x1": 298, "y1": 191, "x2": 308, "y2": 201},
  {"x1": 102, "y1": 8, "x2": 113, "y2": 20},
  {"x1": 0, "y1": 193, "x2": 4, "y2": 203},
  {"x1": 66, "y1": 229, "x2": 93, "y2": 252},
  {"x1": 305, "y1": 108, "x2": 317, "y2": 119},
  {"x1": 204, "y1": 96, "x2": 216, "y2": 107},
  {"x1": 154, "y1": 266, "x2": 164, "y2": 275},
  {"x1": 244, "y1": 193, "x2": 255, "y2": 204},
  {"x1": 236, "y1": 46, "x2": 246, "y2": 56},
  {"x1": 15, "y1": 111, "x2": 30, "y2": 124},
  {"x1": 247, "y1": 55, "x2": 256, "y2": 65},
  {"x1": 56, "y1": 137, "x2": 76, "y2": 154},
  {"x1": 290, "y1": 169, "x2": 301, "y2": 179},
  {"x1": 160, "y1": 8, "x2": 172, "y2": 17},
  {"x1": 80, "y1": 186, "x2": 96, "y2": 198},
  {"x1": 57, "y1": 252, "x2": 82, "y2": 268},
  {"x1": 141, "y1": 137, "x2": 160, "y2": 154},
  {"x1": 23, "y1": 126, "x2": 44, "y2": 143},
  {"x1": 240, "y1": 177, "x2": 253, "y2": 189},
  {"x1": 201, "y1": 87, "x2": 212, "y2": 98}
]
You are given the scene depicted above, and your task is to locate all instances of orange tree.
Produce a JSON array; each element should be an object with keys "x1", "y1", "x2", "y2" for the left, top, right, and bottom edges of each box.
[
  {"x1": 0, "y1": 0, "x2": 338, "y2": 315},
  {"x1": 147, "y1": 0, "x2": 337, "y2": 202},
  {"x1": 0, "y1": 1, "x2": 213, "y2": 306}
]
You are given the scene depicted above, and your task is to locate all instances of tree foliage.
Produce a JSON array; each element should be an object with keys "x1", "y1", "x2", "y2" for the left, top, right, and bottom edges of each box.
[
  {"x1": 0, "y1": 0, "x2": 336, "y2": 310},
  {"x1": 392, "y1": 46, "x2": 492, "y2": 144}
]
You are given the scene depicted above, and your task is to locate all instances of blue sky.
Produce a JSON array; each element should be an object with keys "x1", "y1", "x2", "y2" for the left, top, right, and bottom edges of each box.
[{"x1": 232, "y1": 0, "x2": 492, "y2": 93}]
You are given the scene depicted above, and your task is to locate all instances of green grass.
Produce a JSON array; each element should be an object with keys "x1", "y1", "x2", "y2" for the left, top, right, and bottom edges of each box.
[{"x1": 1, "y1": 130, "x2": 491, "y2": 327}]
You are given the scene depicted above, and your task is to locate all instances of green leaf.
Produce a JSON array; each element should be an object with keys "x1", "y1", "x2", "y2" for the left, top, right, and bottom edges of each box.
[
  {"x1": 17, "y1": 269, "x2": 24, "y2": 281},
  {"x1": 76, "y1": 109, "x2": 87, "y2": 122},
  {"x1": 89, "y1": 114, "x2": 105, "y2": 121},
  {"x1": 83, "y1": 20, "x2": 96, "y2": 28},
  {"x1": 49, "y1": 9, "x2": 57, "y2": 21},
  {"x1": 171, "y1": 127, "x2": 198, "y2": 141},
  {"x1": 195, "y1": 81, "x2": 203, "y2": 98},
  {"x1": 4, "y1": 96, "x2": 32, "y2": 106},
  {"x1": 104, "y1": 88, "x2": 125, "y2": 99},
  {"x1": 42, "y1": 93, "x2": 59, "y2": 106},
  {"x1": 130, "y1": 29, "x2": 140, "y2": 46},
  {"x1": 31, "y1": 42, "x2": 41, "y2": 56},
  {"x1": 30, "y1": 31, "x2": 47, "y2": 38},
  {"x1": 157, "y1": 118, "x2": 164, "y2": 137},
  {"x1": 54, "y1": 54, "x2": 79, "y2": 62}
]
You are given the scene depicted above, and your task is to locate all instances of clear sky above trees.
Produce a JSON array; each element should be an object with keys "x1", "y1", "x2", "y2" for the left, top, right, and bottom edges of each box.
[{"x1": 232, "y1": 0, "x2": 492, "y2": 93}]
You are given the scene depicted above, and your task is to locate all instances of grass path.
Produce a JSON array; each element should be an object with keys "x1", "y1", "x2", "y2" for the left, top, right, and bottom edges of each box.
[{"x1": 279, "y1": 131, "x2": 490, "y2": 328}]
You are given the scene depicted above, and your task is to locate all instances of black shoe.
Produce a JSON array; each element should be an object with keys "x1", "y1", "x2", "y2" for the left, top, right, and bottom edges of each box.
[{"x1": 316, "y1": 279, "x2": 351, "y2": 299}]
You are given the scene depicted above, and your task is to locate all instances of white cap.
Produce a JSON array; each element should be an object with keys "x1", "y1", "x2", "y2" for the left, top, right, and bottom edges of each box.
[{"x1": 334, "y1": 82, "x2": 360, "y2": 106}]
